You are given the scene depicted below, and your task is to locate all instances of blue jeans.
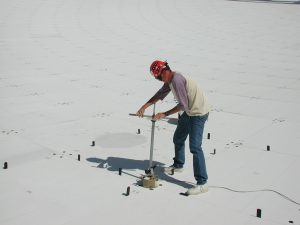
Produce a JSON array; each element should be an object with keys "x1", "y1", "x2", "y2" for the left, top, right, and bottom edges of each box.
[{"x1": 173, "y1": 112, "x2": 208, "y2": 185}]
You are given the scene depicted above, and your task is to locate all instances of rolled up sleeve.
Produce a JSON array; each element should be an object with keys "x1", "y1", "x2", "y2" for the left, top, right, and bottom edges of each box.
[
  {"x1": 153, "y1": 83, "x2": 171, "y2": 100},
  {"x1": 171, "y1": 75, "x2": 188, "y2": 111}
]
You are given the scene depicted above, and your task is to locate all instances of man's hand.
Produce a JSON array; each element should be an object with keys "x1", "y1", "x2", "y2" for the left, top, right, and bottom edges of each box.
[
  {"x1": 136, "y1": 106, "x2": 146, "y2": 117},
  {"x1": 153, "y1": 112, "x2": 166, "y2": 121}
]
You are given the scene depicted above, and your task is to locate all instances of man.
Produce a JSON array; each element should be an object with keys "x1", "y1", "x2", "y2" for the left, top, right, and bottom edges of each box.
[{"x1": 136, "y1": 60, "x2": 210, "y2": 195}]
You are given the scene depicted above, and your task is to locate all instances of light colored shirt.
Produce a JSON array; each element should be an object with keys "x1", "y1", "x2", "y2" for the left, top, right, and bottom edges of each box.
[{"x1": 154, "y1": 72, "x2": 210, "y2": 116}]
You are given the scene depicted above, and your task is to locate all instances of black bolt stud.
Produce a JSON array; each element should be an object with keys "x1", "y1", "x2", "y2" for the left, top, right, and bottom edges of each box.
[
  {"x1": 125, "y1": 186, "x2": 130, "y2": 196},
  {"x1": 3, "y1": 162, "x2": 8, "y2": 169},
  {"x1": 289, "y1": 221, "x2": 294, "y2": 224},
  {"x1": 119, "y1": 168, "x2": 122, "y2": 176},
  {"x1": 171, "y1": 168, "x2": 174, "y2": 175},
  {"x1": 256, "y1": 208, "x2": 262, "y2": 218},
  {"x1": 267, "y1": 145, "x2": 270, "y2": 151},
  {"x1": 137, "y1": 129, "x2": 141, "y2": 134},
  {"x1": 78, "y1": 154, "x2": 81, "y2": 161},
  {"x1": 207, "y1": 133, "x2": 210, "y2": 140},
  {"x1": 91, "y1": 141, "x2": 95, "y2": 147}
]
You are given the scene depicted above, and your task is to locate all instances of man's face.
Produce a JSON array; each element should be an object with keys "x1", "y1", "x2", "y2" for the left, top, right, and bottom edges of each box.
[{"x1": 156, "y1": 69, "x2": 166, "y2": 82}]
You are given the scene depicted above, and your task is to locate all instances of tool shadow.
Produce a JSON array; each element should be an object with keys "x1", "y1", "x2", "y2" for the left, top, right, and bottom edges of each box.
[{"x1": 86, "y1": 156, "x2": 193, "y2": 189}]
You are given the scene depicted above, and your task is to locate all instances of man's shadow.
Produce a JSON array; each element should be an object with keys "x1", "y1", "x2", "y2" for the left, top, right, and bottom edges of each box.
[{"x1": 86, "y1": 157, "x2": 193, "y2": 189}]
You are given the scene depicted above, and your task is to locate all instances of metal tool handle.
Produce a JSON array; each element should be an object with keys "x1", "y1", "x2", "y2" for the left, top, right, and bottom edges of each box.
[
  {"x1": 148, "y1": 104, "x2": 156, "y2": 172},
  {"x1": 129, "y1": 113, "x2": 175, "y2": 121}
]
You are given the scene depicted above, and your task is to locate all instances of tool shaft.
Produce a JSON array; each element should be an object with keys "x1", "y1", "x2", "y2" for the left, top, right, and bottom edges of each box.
[
  {"x1": 148, "y1": 104, "x2": 156, "y2": 169},
  {"x1": 129, "y1": 113, "x2": 174, "y2": 121}
]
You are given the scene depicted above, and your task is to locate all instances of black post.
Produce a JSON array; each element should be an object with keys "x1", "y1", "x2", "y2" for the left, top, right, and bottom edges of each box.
[
  {"x1": 256, "y1": 209, "x2": 262, "y2": 218},
  {"x1": 126, "y1": 186, "x2": 130, "y2": 196}
]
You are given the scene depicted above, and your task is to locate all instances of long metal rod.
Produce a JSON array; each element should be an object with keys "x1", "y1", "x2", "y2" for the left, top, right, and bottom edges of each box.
[
  {"x1": 129, "y1": 113, "x2": 174, "y2": 121},
  {"x1": 148, "y1": 104, "x2": 156, "y2": 171}
]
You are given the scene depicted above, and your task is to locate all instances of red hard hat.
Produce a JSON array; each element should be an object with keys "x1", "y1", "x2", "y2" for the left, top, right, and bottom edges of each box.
[{"x1": 150, "y1": 60, "x2": 167, "y2": 78}]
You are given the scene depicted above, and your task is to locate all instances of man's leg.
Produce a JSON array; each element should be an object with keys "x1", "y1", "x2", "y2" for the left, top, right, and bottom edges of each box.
[
  {"x1": 172, "y1": 112, "x2": 189, "y2": 168},
  {"x1": 189, "y1": 114, "x2": 208, "y2": 185}
]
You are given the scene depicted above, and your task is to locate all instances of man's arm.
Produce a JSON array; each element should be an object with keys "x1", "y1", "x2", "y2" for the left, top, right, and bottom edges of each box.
[
  {"x1": 136, "y1": 96, "x2": 160, "y2": 117},
  {"x1": 153, "y1": 105, "x2": 181, "y2": 120},
  {"x1": 136, "y1": 83, "x2": 171, "y2": 117}
]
